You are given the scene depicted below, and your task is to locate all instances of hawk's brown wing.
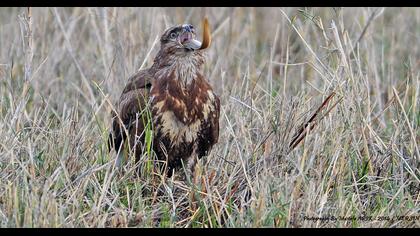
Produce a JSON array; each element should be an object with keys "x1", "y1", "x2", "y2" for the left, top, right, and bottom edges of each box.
[
  {"x1": 211, "y1": 95, "x2": 220, "y2": 146},
  {"x1": 197, "y1": 91, "x2": 220, "y2": 158},
  {"x1": 108, "y1": 69, "x2": 153, "y2": 158}
]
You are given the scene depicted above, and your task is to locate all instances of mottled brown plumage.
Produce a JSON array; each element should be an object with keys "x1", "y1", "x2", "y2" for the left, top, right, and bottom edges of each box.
[{"x1": 108, "y1": 22, "x2": 219, "y2": 176}]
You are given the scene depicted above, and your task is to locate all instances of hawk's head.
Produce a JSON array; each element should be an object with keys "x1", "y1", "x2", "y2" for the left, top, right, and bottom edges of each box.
[
  {"x1": 160, "y1": 24, "x2": 202, "y2": 52},
  {"x1": 152, "y1": 19, "x2": 211, "y2": 75}
]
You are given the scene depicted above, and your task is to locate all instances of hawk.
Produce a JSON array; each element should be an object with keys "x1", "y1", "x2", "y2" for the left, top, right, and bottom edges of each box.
[{"x1": 108, "y1": 19, "x2": 220, "y2": 177}]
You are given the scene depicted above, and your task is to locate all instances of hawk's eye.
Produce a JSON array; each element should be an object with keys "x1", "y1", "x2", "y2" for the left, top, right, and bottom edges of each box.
[{"x1": 170, "y1": 32, "x2": 177, "y2": 39}]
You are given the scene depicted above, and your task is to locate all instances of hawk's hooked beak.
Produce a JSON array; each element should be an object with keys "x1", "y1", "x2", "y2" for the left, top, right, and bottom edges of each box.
[
  {"x1": 180, "y1": 31, "x2": 201, "y2": 50},
  {"x1": 181, "y1": 18, "x2": 211, "y2": 51}
]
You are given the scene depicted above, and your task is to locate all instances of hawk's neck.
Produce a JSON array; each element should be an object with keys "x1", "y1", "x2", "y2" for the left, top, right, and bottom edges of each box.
[{"x1": 152, "y1": 52, "x2": 205, "y2": 87}]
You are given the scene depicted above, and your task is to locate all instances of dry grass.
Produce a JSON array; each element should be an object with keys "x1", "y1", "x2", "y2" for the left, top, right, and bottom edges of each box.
[{"x1": 0, "y1": 7, "x2": 419, "y2": 228}]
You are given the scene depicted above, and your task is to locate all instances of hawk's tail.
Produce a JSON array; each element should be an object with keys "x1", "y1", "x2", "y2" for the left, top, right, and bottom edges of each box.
[
  {"x1": 108, "y1": 114, "x2": 125, "y2": 153},
  {"x1": 107, "y1": 131, "x2": 119, "y2": 152}
]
